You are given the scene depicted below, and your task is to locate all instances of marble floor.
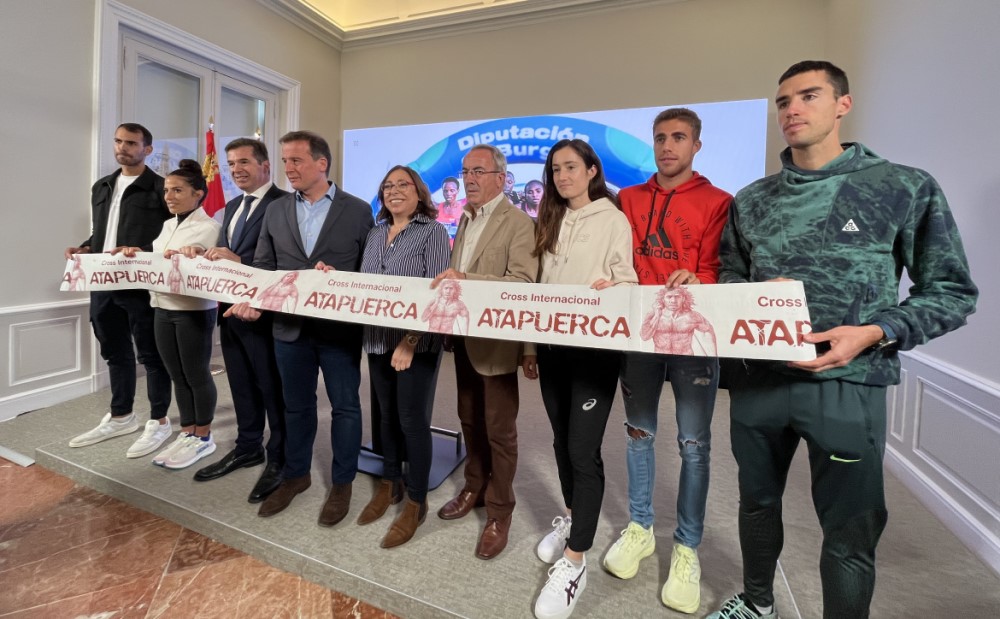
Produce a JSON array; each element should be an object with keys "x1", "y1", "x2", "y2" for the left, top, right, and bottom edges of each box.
[{"x1": 0, "y1": 457, "x2": 397, "y2": 619}]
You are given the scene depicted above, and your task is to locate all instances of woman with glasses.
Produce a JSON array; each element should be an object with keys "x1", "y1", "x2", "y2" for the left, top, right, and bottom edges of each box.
[
  {"x1": 353, "y1": 165, "x2": 450, "y2": 548},
  {"x1": 521, "y1": 140, "x2": 637, "y2": 619}
]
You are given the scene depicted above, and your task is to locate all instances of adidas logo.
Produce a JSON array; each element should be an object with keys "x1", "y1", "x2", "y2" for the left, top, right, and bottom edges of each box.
[
  {"x1": 635, "y1": 228, "x2": 679, "y2": 259},
  {"x1": 842, "y1": 218, "x2": 860, "y2": 232}
]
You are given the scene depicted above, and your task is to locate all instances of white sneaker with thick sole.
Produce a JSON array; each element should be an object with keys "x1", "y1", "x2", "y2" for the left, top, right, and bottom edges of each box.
[
  {"x1": 534, "y1": 556, "x2": 587, "y2": 619},
  {"x1": 152, "y1": 434, "x2": 189, "y2": 467},
  {"x1": 537, "y1": 516, "x2": 573, "y2": 563},
  {"x1": 163, "y1": 434, "x2": 216, "y2": 470},
  {"x1": 68, "y1": 413, "x2": 139, "y2": 448},
  {"x1": 662, "y1": 543, "x2": 701, "y2": 613},
  {"x1": 126, "y1": 419, "x2": 172, "y2": 458}
]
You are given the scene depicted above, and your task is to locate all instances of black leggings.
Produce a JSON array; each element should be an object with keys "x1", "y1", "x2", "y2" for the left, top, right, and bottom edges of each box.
[{"x1": 153, "y1": 308, "x2": 217, "y2": 428}]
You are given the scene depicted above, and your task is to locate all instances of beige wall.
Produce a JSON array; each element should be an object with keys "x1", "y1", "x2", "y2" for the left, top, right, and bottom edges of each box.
[{"x1": 341, "y1": 0, "x2": 828, "y2": 174}]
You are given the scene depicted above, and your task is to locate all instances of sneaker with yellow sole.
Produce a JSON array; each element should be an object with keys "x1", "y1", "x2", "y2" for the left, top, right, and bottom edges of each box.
[
  {"x1": 662, "y1": 543, "x2": 701, "y2": 613},
  {"x1": 602, "y1": 522, "x2": 655, "y2": 579}
]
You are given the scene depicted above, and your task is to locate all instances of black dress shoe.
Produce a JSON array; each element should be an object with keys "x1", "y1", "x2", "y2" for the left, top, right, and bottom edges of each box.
[
  {"x1": 193, "y1": 448, "x2": 265, "y2": 482},
  {"x1": 248, "y1": 460, "x2": 284, "y2": 504}
]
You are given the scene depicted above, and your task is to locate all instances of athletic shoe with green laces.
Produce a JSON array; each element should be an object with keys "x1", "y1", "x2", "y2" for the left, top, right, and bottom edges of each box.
[
  {"x1": 662, "y1": 543, "x2": 701, "y2": 613},
  {"x1": 706, "y1": 593, "x2": 777, "y2": 619},
  {"x1": 602, "y1": 521, "x2": 655, "y2": 579}
]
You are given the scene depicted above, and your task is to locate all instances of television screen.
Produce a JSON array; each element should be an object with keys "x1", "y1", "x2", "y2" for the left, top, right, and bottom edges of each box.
[{"x1": 343, "y1": 99, "x2": 768, "y2": 238}]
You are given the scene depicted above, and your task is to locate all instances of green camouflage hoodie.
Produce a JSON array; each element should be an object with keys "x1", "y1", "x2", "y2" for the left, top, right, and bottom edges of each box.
[{"x1": 719, "y1": 143, "x2": 977, "y2": 385}]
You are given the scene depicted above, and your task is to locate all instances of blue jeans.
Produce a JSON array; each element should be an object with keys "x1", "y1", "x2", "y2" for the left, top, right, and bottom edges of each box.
[
  {"x1": 274, "y1": 335, "x2": 362, "y2": 483},
  {"x1": 619, "y1": 352, "x2": 719, "y2": 548}
]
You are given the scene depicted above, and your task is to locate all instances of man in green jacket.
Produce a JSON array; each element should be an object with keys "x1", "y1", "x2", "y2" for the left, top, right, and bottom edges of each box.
[{"x1": 709, "y1": 60, "x2": 978, "y2": 619}]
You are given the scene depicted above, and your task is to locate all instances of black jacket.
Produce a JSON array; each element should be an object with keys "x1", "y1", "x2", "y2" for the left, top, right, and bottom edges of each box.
[{"x1": 81, "y1": 166, "x2": 170, "y2": 251}]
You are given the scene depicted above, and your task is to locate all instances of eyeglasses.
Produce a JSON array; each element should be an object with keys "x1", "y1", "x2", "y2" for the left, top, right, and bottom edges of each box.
[
  {"x1": 381, "y1": 181, "x2": 414, "y2": 193},
  {"x1": 460, "y1": 168, "x2": 503, "y2": 178}
]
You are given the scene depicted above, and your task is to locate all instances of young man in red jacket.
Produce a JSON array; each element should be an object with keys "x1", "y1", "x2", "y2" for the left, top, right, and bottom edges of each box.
[{"x1": 602, "y1": 108, "x2": 731, "y2": 613}]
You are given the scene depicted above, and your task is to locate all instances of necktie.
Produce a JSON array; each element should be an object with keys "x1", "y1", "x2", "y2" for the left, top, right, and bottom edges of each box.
[{"x1": 230, "y1": 195, "x2": 256, "y2": 247}]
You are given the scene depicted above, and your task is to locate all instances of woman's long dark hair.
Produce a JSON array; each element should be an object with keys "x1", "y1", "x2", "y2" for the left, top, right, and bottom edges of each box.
[{"x1": 533, "y1": 139, "x2": 617, "y2": 257}]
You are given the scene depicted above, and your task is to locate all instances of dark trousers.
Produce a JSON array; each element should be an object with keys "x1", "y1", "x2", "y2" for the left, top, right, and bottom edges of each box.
[
  {"x1": 538, "y1": 345, "x2": 621, "y2": 552},
  {"x1": 453, "y1": 338, "x2": 519, "y2": 519},
  {"x1": 90, "y1": 290, "x2": 171, "y2": 418},
  {"x1": 273, "y1": 335, "x2": 362, "y2": 482},
  {"x1": 729, "y1": 365, "x2": 888, "y2": 618},
  {"x1": 153, "y1": 308, "x2": 217, "y2": 427},
  {"x1": 220, "y1": 315, "x2": 285, "y2": 462},
  {"x1": 367, "y1": 350, "x2": 442, "y2": 502}
]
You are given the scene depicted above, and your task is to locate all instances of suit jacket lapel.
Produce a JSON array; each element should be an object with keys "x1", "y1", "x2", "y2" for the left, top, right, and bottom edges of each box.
[
  {"x1": 284, "y1": 195, "x2": 307, "y2": 257},
  {"x1": 311, "y1": 189, "x2": 347, "y2": 258},
  {"x1": 466, "y1": 201, "x2": 510, "y2": 270}
]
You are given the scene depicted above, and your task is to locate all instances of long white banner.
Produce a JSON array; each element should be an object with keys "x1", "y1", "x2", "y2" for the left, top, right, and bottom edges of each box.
[{"x1": 61, "y1": 254, "x2": 816, "y2": 361}]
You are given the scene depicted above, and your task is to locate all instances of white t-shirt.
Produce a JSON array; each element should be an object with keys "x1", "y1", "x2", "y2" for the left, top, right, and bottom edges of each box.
[{"x1": 102, "y1": 173, "x2": 140, "y2": 251}]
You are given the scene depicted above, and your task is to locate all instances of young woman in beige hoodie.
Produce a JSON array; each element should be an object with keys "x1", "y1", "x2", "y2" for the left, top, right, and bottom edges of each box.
[{"x1": 523, "y1": 139, "x2": 636, "y2": 619}]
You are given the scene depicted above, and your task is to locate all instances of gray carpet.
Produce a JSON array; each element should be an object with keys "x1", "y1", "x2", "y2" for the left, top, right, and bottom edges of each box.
[{"x1": 1, "y1": 354, "x2": 997, "y2": 618}]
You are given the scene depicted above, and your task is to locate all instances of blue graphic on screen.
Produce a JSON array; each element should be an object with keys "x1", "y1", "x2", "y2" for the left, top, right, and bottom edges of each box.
[{"x1": 344, "y1": 100, "x2": 767, "y2": 238}]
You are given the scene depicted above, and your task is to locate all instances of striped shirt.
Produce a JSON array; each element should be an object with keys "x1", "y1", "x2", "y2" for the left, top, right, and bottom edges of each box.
[{"x1": 361, "y1": 214, "x2": 451, "y2": 354}]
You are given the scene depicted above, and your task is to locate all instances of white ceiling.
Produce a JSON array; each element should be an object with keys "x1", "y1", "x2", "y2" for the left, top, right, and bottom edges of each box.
[{"x1": 260, "y1": 0, "x2": 687, "y2": 49}]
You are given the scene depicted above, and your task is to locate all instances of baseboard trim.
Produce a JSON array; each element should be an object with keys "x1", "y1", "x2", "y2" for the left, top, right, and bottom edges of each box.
[
  {"x1": 886, "y1": 443, "x2": 1000, "y2": 576},
  {"x1": 0, "y1": 378, "x2": 93, "y2": 423}
]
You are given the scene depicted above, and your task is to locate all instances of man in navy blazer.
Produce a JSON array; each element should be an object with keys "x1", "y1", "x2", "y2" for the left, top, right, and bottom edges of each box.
[
  {"x1": 228, "y1": 131, "x2": 374, "y2": 524},
  {"x1": 187, "y1": 138, "x2": 289, "y2": 504}
]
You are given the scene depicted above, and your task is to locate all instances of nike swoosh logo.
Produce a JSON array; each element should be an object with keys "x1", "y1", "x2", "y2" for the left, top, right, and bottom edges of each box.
[
  {"x1": 829, "y1": 454, "x2": 861, "y2": 463},
  {"x1": 582, "y1": 399, "x2": 597, "y2": 411}
]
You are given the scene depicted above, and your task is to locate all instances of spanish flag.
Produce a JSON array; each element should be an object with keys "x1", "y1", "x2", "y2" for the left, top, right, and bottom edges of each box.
[{"x1": 202, "y1": 126, "x2": 226, "y2": 217}]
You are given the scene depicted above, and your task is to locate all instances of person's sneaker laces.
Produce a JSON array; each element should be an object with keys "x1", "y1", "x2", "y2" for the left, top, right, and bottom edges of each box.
[
  {"x1": 536, "y1": 516, "x2": 573, "y2": 563},
  {"x1": 534, "y1": 556, "x2": 587, "y2": 619},
  {"x1": 68, "y1": 413, "x2": 139, "y2": 448},
  {"x1": 152, "y1": 434, "x2": 188, "y2": 467},
  {"x1": 705, "y1": 593, "x2": 777, "y2": 619},
  {"x1": 662, "y1": 543, "x2": 701, "y2": 613},
  {"x1": 602, "y1": 521, "x2": 655, "y2": 579},
  {"x1": 126, "y1": 419, "x2": 172, "y2": 458},
  {"x1": 163, "y1": 434, "x2": 217, "y2": 470}
]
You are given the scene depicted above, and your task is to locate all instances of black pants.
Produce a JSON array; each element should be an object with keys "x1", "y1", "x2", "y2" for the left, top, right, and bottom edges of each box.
[
  {"x1": 220, "y1": 313, "x2": 285, "y2": 462},
  {"x1": 153, "y1": 308, "x2": 217, "y2": 427},
  {"x1": 538, "y1": 345, "x2": 621, "y2": 552},
  {"x1": 729, "y1": 364, "x2": 888, "y2": 619},
  {"x1": 367, "y1": 350, "x2": 441, "y2": 502},
  {"x1": 90, "y1": 290, "x2": 171, "y2": 418}
]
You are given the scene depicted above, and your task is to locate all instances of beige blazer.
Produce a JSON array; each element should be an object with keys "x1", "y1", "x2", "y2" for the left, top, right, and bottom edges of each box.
[{"x1": 452, "y1": 198, "x2": 538, "y2": 375}]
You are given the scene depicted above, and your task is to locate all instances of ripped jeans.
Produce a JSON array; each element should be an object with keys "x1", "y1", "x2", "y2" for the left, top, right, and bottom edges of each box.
[{"x1": 619, "y1": 352, "x2": 719, "y2": 548}]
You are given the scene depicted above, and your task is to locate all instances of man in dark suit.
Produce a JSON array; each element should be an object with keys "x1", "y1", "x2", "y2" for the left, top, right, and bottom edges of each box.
[
  {"x1": 227, "y1": 131, "x2": 374, "y2": 525},
  {"x1": 431, "y1": 144, "x2": 538, "y2": 559},
  {"x1": 65, "y1": 123, "x2": 172, "y2": 457},
  {"x1": 188, "y1": 138, "x2": 288, "y2": 504}
]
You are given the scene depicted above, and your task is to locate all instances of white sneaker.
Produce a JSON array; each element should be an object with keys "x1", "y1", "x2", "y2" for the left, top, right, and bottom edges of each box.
[
  {"x1": 152, "y1": 434, "x2": 189, "y2": 467},
  {"x1": 126, "y1": 419, "x2": 172, "y2": 458},
  {"x1": 537, "y1": 516, "x2": 573, "y2": 563},
  {"x1": 163, "y1": 434, "x2": 216, "y2": 470},
  {"x1": 68, "y1": 413, "x2": 139, "y2": 447},
  {"x1": 534, "y1": 556, "x2": 587, "y2": 619},
  {"x1": 662, "y1": 543, "x2": 701, "y2": 613}
]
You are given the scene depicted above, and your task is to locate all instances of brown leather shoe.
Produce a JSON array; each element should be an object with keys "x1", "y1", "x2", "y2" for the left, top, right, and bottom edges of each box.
[
  {"x1": 437, "y1": 488, "x2": 485, "y2": 520},
  {"x1": 357, "y1": 479, "x2": 404, "y2": 525},
  {"x1": 475, "y1": 514, "x2": 512, "y2": 559},
  {"x1": 318, "y1": 482, "x2": 353, "y2": 527},
  {"x1": 381, "y1": 497, "x2": 427, "y2": 549},
  {"x1": 257, "y1": 474, "x2": 311, "y2": 518}
]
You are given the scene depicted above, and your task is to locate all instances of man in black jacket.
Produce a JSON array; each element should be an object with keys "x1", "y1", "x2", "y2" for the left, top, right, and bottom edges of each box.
[{"x1": 65, "y1": 123, "x2": 173, "y2": 457}]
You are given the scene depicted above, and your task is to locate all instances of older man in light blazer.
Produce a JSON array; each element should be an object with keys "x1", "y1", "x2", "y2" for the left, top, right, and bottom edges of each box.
[
  {"x1": 432, "y1": 144, "x2": 538, "y2": 559},
  {"x1": 227, "y1": 130, "x2": 374, "y2": 525}
]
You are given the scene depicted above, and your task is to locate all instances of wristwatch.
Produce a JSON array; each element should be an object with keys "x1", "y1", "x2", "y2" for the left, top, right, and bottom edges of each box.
[
  {"x1": 869, "y1": 323, "x2": 898, "y2": 352},
  {"x1": 405, "y1": 333, "x2": 421, "y2": 346}
]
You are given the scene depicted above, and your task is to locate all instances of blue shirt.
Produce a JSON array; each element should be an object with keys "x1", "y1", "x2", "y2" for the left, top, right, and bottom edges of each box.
[
  {"x1": 295, "y1": 182, "x2": 336, "y2": 256},
  {"x1": 361, "y1": 214, "x2": 451, "y2": 354}
]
